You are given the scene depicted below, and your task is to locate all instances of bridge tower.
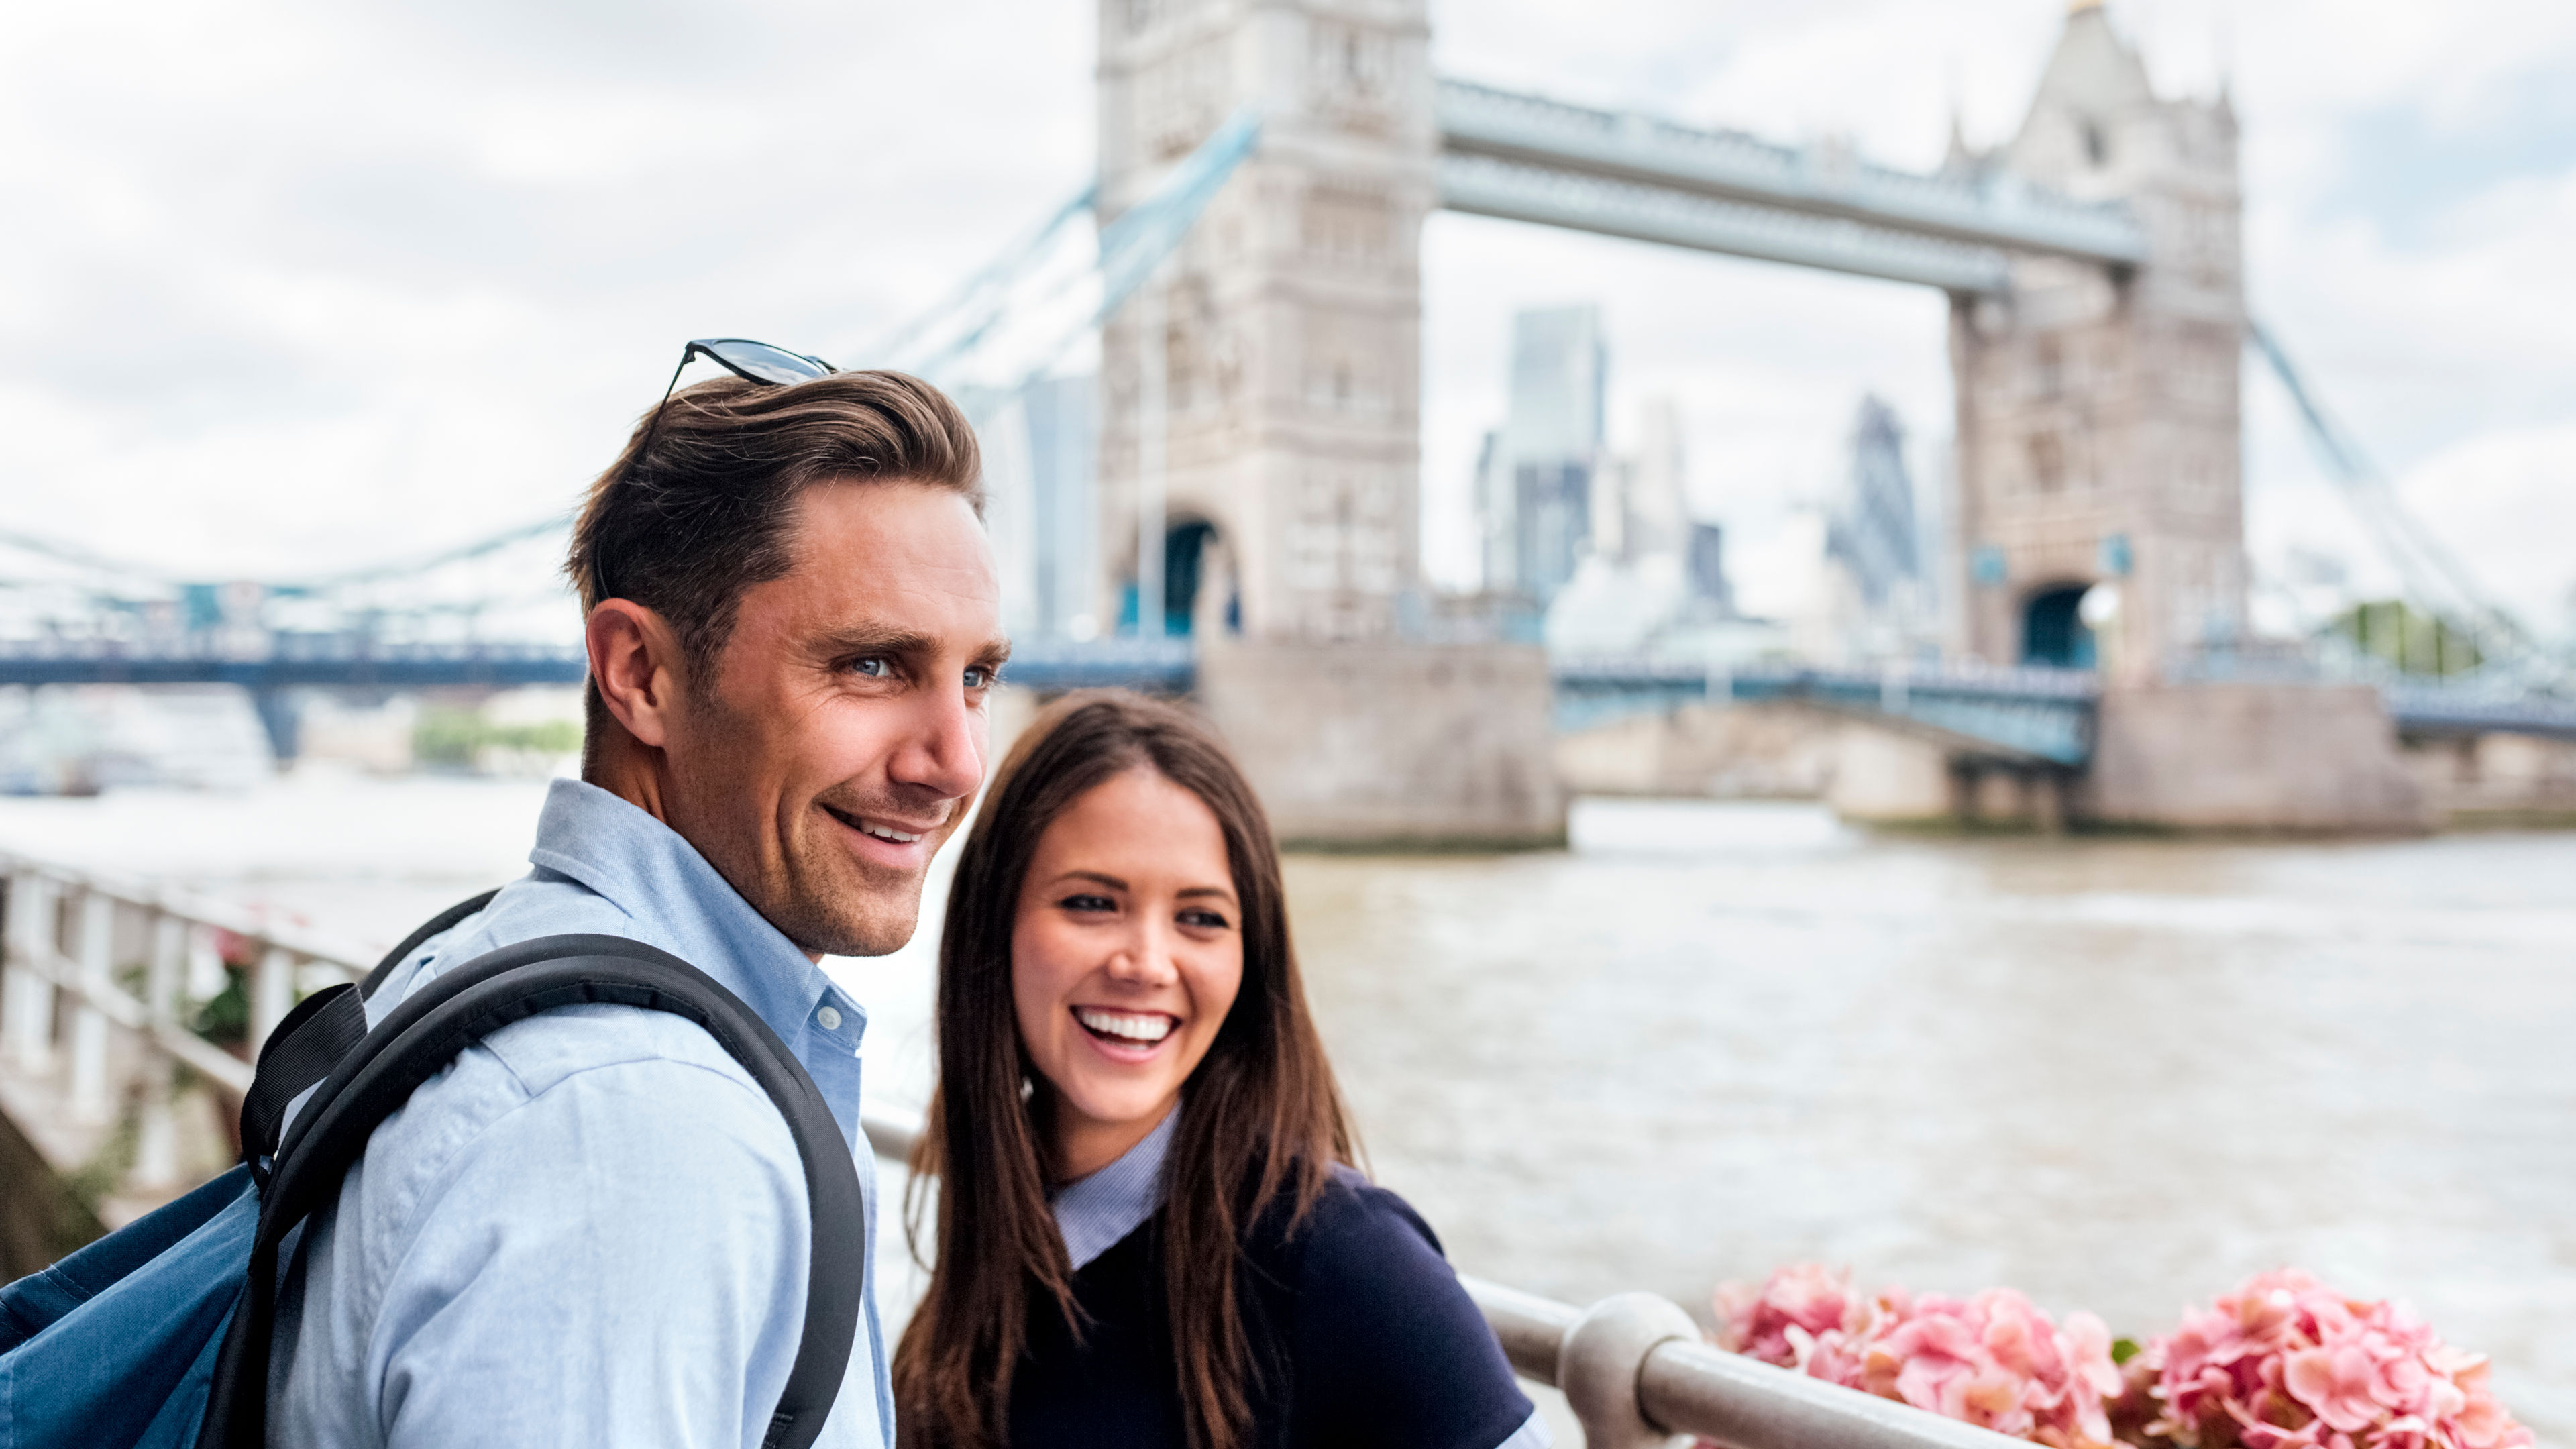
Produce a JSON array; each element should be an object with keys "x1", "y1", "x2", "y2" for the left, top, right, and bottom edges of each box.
[
  {"x1": 1950, "y1": 1, "x2": 2246, "y2": 681},
  {"x1": 1095, "y1": 0, "x2": 1436, "y2": 643},
  {"x1": 1093, "y1": 0, "x2": 1563, "y2": 847}
]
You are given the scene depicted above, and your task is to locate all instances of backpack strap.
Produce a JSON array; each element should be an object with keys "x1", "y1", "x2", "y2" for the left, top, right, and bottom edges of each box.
[
  {"x1": 358, "y1": 886, "x2": 500, "y2": 998},
  {"x1": 195, "y1": 933, "x2": 865, "y2": 1449},
  {"x1": 234, "y1": 985, "x2": 368, "y2": 1191},
  {"x1": 230, "y1": 886, "x2": 500, "y2": 1189}
]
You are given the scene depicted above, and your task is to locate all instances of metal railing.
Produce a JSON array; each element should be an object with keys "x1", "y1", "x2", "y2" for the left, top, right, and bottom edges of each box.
[
  {"x1": 0, "y1": 854, "x2": 2027, "y2": 1449},
  {"x1": 851, "y1": 1098, "x2": 2025, "y2": 1449}
]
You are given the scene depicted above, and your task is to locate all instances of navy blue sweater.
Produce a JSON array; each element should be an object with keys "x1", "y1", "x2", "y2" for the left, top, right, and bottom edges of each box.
[{"x1": 1007, "y1": 1170, "x2": 1536, "y2": 1449}]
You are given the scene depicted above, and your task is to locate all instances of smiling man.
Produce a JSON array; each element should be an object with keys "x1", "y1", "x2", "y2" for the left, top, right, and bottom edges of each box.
[{"x1": 268, "y1": 362, "x2": 1002, "y2": 1447}]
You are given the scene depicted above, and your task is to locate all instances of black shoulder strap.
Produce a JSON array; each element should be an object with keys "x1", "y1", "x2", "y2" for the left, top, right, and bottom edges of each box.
[
  {"x1": 197, "y1": 934, "x2": 865, "y2": 1449},
  {"x1": 234, "y1": 985, "x2": 368, "y2": 1190},
  {"x1": 360, "y1": 887, "x2": 500, "y2": 998},
  {"x1": 234, "y1": 889, "x2": 504, "y2": 1190}
]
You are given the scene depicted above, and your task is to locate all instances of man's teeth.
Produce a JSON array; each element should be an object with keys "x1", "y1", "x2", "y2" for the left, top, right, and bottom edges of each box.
[
  {"x1": 859, "y1": 822, "x2": 923, "y2": 843},
  {"x1": 1076, "y1": 1008, "x2": 1173, "y2": 1043}
]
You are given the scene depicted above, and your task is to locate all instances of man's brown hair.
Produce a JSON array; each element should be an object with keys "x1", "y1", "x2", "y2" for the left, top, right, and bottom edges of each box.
[{"x1": 566, "y1": 369, "x2": 983, "y2": 759}]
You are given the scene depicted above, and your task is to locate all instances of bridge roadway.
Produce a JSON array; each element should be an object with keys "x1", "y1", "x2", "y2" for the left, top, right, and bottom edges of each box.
[{"x1": 9, "y1": 637, "x2": 2573, "y2": 767}]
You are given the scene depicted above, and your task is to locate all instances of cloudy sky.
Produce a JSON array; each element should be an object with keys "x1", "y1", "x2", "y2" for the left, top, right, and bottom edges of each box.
[{"x1": 6, "y1": 0, "x2": 2573, "y2": 640}]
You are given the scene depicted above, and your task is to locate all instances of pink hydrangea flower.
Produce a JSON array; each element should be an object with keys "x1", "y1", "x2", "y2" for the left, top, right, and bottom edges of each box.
[
  {"x1": 1711, "y1": 1265, "x2": 2121, "y2": 1449},
  {"x1": 2136, "y1": 1271, "x2": 2532, "y2": 1449}
]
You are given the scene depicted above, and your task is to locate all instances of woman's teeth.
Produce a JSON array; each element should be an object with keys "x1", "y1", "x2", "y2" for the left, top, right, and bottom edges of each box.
[{"x1": 1075, "y1": 1008, "x2": 1173, "y2": 1043}]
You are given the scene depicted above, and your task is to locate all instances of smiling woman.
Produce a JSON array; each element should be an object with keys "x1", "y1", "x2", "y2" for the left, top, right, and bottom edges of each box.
[{"x1": 895, "y1": 692, "x2": 1545, "y2": 1449}]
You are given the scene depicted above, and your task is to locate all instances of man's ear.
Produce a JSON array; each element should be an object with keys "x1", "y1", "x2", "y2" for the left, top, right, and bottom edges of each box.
[{"x1": 586, "y1": 599, "x2": 687, "y2": 750}]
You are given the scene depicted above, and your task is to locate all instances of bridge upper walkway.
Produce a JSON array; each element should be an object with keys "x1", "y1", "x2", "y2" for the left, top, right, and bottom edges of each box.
[{"x1": 1434, "y1": 78, "x2": 2147, "y2": 293}]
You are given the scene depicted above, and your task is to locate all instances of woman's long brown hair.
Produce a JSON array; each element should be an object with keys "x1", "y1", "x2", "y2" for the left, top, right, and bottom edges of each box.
[{"x1": 892, "y1": 691, "x2": 1354, "y2": 1449}]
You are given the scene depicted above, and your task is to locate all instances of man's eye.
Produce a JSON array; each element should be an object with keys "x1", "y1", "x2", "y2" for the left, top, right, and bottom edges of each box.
[
  {"x1": 1059, "y1": 894, "x2": 1114, "y2": 913},
  {"x1": 850, "y1": 657, "x2": 890, "y2": 678},
  {"x1": 964, "y1": 665, "x2": 996, "y2": 690}
]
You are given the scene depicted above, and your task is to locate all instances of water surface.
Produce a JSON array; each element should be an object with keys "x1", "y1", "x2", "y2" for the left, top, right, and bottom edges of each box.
[{"x1": 4, "y1": 780, "x2": 2567, "y2": 1437}]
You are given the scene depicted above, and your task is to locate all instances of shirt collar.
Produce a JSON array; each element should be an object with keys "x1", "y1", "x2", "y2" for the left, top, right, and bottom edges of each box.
[
  {"x1": 1049, "y1": 1106, "x2": 1178, "y2": 1271},
  {"x1": 524, "y1": 778, "x2": 867, "y2": 1065}
]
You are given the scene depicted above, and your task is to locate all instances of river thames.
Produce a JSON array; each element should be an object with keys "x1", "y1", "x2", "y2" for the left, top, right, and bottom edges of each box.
[{"x1": 2, "y1": 772, "x2": 2569, "y2": 1438}]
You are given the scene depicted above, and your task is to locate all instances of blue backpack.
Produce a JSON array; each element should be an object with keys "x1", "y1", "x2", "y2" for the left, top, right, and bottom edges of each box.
[{"x1": 0, "y1": 894, "x2": 867, "y2": 1449}]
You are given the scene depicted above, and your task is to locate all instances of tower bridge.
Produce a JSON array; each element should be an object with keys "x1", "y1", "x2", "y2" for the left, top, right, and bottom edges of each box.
[
  {"x1": 3, "y1": 1, "x2": 2569, "y2": 831},
  {"x1": 1085, "y1": 0, "x2": 2479, "y2": 834}
]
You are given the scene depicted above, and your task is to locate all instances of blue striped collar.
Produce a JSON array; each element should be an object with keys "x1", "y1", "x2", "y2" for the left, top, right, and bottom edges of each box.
[{"x1": 1048, "y1": 1106, "x2": 1177, "y2": 1271}]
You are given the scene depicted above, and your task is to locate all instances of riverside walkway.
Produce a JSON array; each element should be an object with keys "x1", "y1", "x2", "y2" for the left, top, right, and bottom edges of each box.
[{"x1": 0, "y1": 847, "x2": 2029, "y2": 1449}]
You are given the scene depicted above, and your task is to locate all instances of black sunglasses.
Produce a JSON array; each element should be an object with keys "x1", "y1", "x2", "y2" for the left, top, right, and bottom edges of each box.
[
  {"x1": 632, "y1": 336, "x2": 836, "y2": 463},
  {"x1": 596, "y1": 337, "x2": 838, "y2": 601}
]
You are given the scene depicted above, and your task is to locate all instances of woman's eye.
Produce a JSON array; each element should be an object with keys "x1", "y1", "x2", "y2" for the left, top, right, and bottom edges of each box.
[
  {"x1": 1179, "y1": 909, "x2": 1231, "y2": 930},
  {"x1": 849, "y1": 657, "x2": 890, "y2": 679},
  {"x1": 1059, "y1": 894, "x2": 1115, "y2": 913}
]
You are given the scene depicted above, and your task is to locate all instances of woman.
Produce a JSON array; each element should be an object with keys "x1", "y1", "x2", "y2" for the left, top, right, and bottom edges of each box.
[{"x1": 893, "y1": 692, "x2": 1545, "y2": 1449}]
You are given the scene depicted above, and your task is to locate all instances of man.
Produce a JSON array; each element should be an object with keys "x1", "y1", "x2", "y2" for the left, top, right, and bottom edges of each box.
[{"x1": 271, "y1": 360, "x2": 1006, "y2": 1446}]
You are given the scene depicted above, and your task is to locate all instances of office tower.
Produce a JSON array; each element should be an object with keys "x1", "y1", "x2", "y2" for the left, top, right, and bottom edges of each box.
[
  {"x1": 1827, "y1": 394, "x2": 1922, "y2": 612},
  {"x1": 1483, "y1": 304, "x2": 1605, "y2": 604}
]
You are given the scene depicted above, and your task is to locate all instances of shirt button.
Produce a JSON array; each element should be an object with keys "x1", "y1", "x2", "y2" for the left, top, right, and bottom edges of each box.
[{"x1": 816, "y1": 1006, "x2": 842, "y2": 1032}]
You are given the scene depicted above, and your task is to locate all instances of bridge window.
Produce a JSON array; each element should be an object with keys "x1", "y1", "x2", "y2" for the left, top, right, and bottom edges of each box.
[
  {"x1": 2022, "y1": 585, "x2": 2096, "y2": 669},
  {"x1": 1163, "y1": 520, "x2": 1221, "y2": 636},
  {"x1": 2082, "y1": 120, "x2": 2109, "y2": 168},
  {"x1": 2031, "y1": 336, "x2": 2062, "y2": 398},
  {"x1": 2026, "y1": 431, "x2": 2065, "y2": 493}
]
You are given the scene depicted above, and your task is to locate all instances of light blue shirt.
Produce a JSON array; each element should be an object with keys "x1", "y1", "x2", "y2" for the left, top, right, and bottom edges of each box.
[
  {"x1": 272, "y1": 778, "x2": 891, "y2": 1448},
  {"x1": 1047, "y1": 1107, "x2": 1176, "y2": 1271}
]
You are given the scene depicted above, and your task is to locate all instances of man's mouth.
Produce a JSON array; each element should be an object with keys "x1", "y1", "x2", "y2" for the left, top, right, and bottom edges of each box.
[
  {"x1": 1073, "y1": 1007, "x2": 1177, "y2": 1045},
  {"x1": 822, "y1": 803, "x2": 936, "y2": 847}
]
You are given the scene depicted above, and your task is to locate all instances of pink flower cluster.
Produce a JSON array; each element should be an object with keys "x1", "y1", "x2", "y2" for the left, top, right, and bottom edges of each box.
[
  {"x1": 1713, "y1": 1264, "x2": 2124, "y2": 1449},
  {"x1": 2140, "y1": 1271, "x2": 2532, "y2": 1449}
]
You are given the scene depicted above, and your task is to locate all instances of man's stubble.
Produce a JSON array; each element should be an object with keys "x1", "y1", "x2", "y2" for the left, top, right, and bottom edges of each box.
[{"x1": 669, "y1": 680, "x2": 945, "y2": 961}]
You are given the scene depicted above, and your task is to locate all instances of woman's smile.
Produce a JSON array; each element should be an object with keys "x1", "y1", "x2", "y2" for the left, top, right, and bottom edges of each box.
[{"x1": 1073, "y1": 1006, "x2": 1180, "y2": 1057}]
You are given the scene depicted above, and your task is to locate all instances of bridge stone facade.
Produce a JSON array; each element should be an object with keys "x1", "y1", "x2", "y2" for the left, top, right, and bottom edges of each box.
[
  {"x1": 1949, "y1": 5, "x2": 2247, "y2": 679},
  {"x1": 1095, "y1": 0, "x2": 1435, "y2": 643}
]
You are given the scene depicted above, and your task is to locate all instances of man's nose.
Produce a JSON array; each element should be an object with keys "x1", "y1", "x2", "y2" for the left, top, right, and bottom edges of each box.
[{"x1": 885, "y1": 674, "x2": 987, "y2": 804}]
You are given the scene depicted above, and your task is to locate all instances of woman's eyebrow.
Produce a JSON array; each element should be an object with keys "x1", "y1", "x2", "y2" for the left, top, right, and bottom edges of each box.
[
  {"x1": 1053, "y1": 869, "x2": 1129, "y2": 891},
  {"x1": 1175, "y1": 885, "x2": 1238, "y2": 904}
]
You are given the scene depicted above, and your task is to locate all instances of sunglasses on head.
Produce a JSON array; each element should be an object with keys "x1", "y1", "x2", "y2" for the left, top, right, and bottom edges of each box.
[
  {"x1": 596, "y1": 337, "x2": 838, "y2": 601},
  {"x1": 631, "y1": 336, "x2": 837, "y2": 462}
]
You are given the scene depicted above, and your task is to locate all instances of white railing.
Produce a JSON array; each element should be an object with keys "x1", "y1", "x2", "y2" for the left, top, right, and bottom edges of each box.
[
  {"x1": 0, "y1": 853, "x2": 373, "y2": 1199},
  {"x1": 0, "y1": 855, "x2": 2027, "y2": 1449}
]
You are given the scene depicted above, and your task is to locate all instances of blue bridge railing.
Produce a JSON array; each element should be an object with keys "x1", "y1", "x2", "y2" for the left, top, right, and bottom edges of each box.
[{"x1": 5, "y1": 639, "x2": 2570, "y2": 766}]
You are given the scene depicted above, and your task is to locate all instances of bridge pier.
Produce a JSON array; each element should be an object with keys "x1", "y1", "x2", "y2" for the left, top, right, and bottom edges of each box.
[
  {"x1": 250, "y1": 686, "x2": 301, "y2": 766},
  {"x1": 1823, "y1": 725, "x2": 2074, "y2": 832},
  {"x1": 1949, "y1": 761, "x2": 2070, "y2": 835},
  {"x1": 2082, "y1": 682, "x2": 2428, "y2": 833},
  {"x1": 1197, "y1": 639, "x2": 1564, "y2": 849}
]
